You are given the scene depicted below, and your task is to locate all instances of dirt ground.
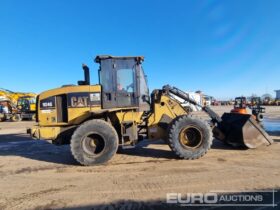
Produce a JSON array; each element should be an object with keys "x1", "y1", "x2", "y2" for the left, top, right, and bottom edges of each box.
[{"x1": 0, "y1": 106, "x2": 280, "y2": 209}]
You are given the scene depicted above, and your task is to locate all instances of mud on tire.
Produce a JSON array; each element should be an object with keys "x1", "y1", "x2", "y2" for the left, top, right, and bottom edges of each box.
[
  {"x1": 70, "y1": 119, "x2": 119, "y2": 166},
  {"x1": 168, "y1": 115, "x2": 212, "y2": 159}
]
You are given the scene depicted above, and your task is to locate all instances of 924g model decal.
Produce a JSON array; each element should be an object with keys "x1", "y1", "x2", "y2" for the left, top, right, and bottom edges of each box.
[{"x1": 40, "y1": 97, "x2": 55, "y2": 109}]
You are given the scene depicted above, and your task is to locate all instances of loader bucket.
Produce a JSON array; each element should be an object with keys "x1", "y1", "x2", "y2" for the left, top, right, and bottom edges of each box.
[{"x1": 217, "y1": 113, "x2": 273, "y2": 149}]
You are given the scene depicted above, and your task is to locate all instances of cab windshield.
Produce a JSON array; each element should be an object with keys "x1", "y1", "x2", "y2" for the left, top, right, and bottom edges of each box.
[
  {"x1": 117, "y1": 68, "x2": 135, "y2": 93},
  {"x1": 18, "y1": 98, "x2": 35, "y2": 105},
  {"x1": 139, "y1": 66, "x2": 149, "y2": 100},
  {"x1": 99, "y1": 58, "x2": 136, "y2": 92}
]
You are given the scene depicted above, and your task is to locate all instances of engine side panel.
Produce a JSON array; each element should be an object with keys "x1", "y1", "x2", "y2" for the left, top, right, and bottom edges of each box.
[{"x1": 38, "y1": 85, "x2": 101, "y2": 126}]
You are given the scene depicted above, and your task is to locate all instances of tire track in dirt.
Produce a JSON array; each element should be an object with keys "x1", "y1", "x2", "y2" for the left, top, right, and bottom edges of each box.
[
  {"x1": 83, "y1": 175, "x2": 274, "y2": 198},
  {"x1": 0, "y1": 165, "x2": 70, "y2": 177},
  {"x1": 0, "y1": 106, "x2": 279, "y2": 208},
  {"x1": 3, "y1": 185, "x2": 75, "y2": 209}
]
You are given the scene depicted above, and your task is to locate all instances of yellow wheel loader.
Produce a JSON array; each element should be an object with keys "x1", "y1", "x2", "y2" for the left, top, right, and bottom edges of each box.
[{"x1": 28, "y1": 55, "x2": 273, "y2": 166}]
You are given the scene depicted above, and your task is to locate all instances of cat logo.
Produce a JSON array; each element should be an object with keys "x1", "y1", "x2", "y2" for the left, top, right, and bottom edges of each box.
[{"x1": 71, "y1": 96, "x2": 88, "y2": 107}]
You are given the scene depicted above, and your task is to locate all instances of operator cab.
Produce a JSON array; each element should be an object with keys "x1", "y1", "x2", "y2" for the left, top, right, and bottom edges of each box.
[
  {"x1": 95, "y1": 55, "x2": 150, "y2": 111},
  {"x1": 234, "y1": 97, "x2": 247, "y2": 109},
  {"x1": 17, "y1": 96, "x2": 35, "y2": 111},
  {"x1": 251, "y1": 97, "x2": 261, "y2": 107}
]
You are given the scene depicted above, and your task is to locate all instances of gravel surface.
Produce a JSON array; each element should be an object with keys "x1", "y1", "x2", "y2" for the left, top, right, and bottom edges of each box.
[{"x1": 0, "y1": 106, "x2": 279, "y2": 209}]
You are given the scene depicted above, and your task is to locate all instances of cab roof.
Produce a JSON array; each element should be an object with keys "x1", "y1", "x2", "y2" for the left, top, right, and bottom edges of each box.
[{"x1": 94, "y1": 55, "x2": 144, "y2": 63}]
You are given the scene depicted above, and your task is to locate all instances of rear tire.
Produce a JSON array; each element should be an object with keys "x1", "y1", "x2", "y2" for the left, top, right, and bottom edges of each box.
[
  {"x1": 168, "y1": 115, "x2": 212, "y2": 159},
  {"x1": 70, "y1": 119, "x2": 119, "y2": 166}
]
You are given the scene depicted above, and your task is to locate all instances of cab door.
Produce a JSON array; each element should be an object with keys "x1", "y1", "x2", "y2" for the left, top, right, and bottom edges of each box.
[
  {"x1": 115, "y1": 68, "x2": 137, "y2": 107},
  {"x1": 99, "y1": 58, "x2": 137, "y2": 109}
]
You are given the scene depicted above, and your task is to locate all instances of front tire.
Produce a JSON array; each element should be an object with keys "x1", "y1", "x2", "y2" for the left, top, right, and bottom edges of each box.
[
  {"x1": 168, "y1": 115, "x2": 212, "y2": 159},
  {"x1": 70, "y1": 119, "x2": 119, "y2": 166}
]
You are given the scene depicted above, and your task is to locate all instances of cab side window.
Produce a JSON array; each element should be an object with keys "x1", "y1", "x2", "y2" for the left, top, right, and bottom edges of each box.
[{"x1": 117, "y1": 68, "x2": 134, "y2": 93}]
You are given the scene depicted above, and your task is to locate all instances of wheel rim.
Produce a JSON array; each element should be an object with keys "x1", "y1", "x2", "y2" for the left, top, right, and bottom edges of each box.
[
  {"x1": 179, "y1": 126, "x2": 203, "y2": 149},
  {"x1": 12, "y1": 114, "x2": 19, "y2": 121},
  {"x1": 81, "y1": 133, "x2": 105, "y2": 157}
]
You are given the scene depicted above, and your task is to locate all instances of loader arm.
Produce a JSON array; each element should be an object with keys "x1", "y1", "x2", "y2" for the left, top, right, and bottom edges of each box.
[
  {"x1": 162, "y1": 85, "x2": 273, "y2": 149},
  {"x1": 162, "y1": 85, "x2": 222, "y2": 123}
]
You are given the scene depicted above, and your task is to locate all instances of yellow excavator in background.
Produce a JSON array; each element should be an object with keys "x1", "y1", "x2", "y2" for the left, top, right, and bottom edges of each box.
[{"x1": 0, "y1": 88, "x2": 36, "y2": 121}]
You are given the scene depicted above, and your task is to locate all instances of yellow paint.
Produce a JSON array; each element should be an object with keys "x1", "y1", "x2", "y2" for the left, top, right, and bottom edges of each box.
[
  {"x1": 38, "y1": 85, "x2": 101, "y2": 126},
  {"x1": 115, "y1": 110, "x2": 143, "y2": 123},
  {"x1": 33, "y1": 84, "x2": 189, "y2": 142},
  {"x1": 0, "y1": 89, "x2": 36, "y2": 105},
  {"x1": 148, "y1": 95, "x2": 188, "y2": 140},
  {"x1": 31, "y1": 126, "x2": 74, "y2": 140},
  {"x1": 30, "y1": 103, "x2": 36, "y2": 111}
]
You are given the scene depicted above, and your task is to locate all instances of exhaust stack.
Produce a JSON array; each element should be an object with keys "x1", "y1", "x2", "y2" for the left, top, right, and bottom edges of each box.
[
  {"x1": 78, "y1": 64, "x2": 90, "y2": 85},
  {"x1": 82, "y1": 64, "x2": 90, "y2": 85}
]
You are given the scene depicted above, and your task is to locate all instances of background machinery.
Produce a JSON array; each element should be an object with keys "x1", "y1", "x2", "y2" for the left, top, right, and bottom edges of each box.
[
  {"x1": 29, "y1": 56, "x2": 273, "y2": 166},
  {"x1": 0, "y1": 96, "x2": 19, "y2": 121},
  {"x1": 249, "y1": 97, "x2": 265, "y2": 122},
  {"x1": 0, "y1": 88, "x2": 36, "y2": 121},
  {"x1": 231, "y1": 96, "x2": 265, "y2": 122},
  {"x1": 231, "y1": 97, "x2": 247, "y2": 114},
  {"x1": 17, "y1": 96, "x2": 36, "y2": 120}
]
